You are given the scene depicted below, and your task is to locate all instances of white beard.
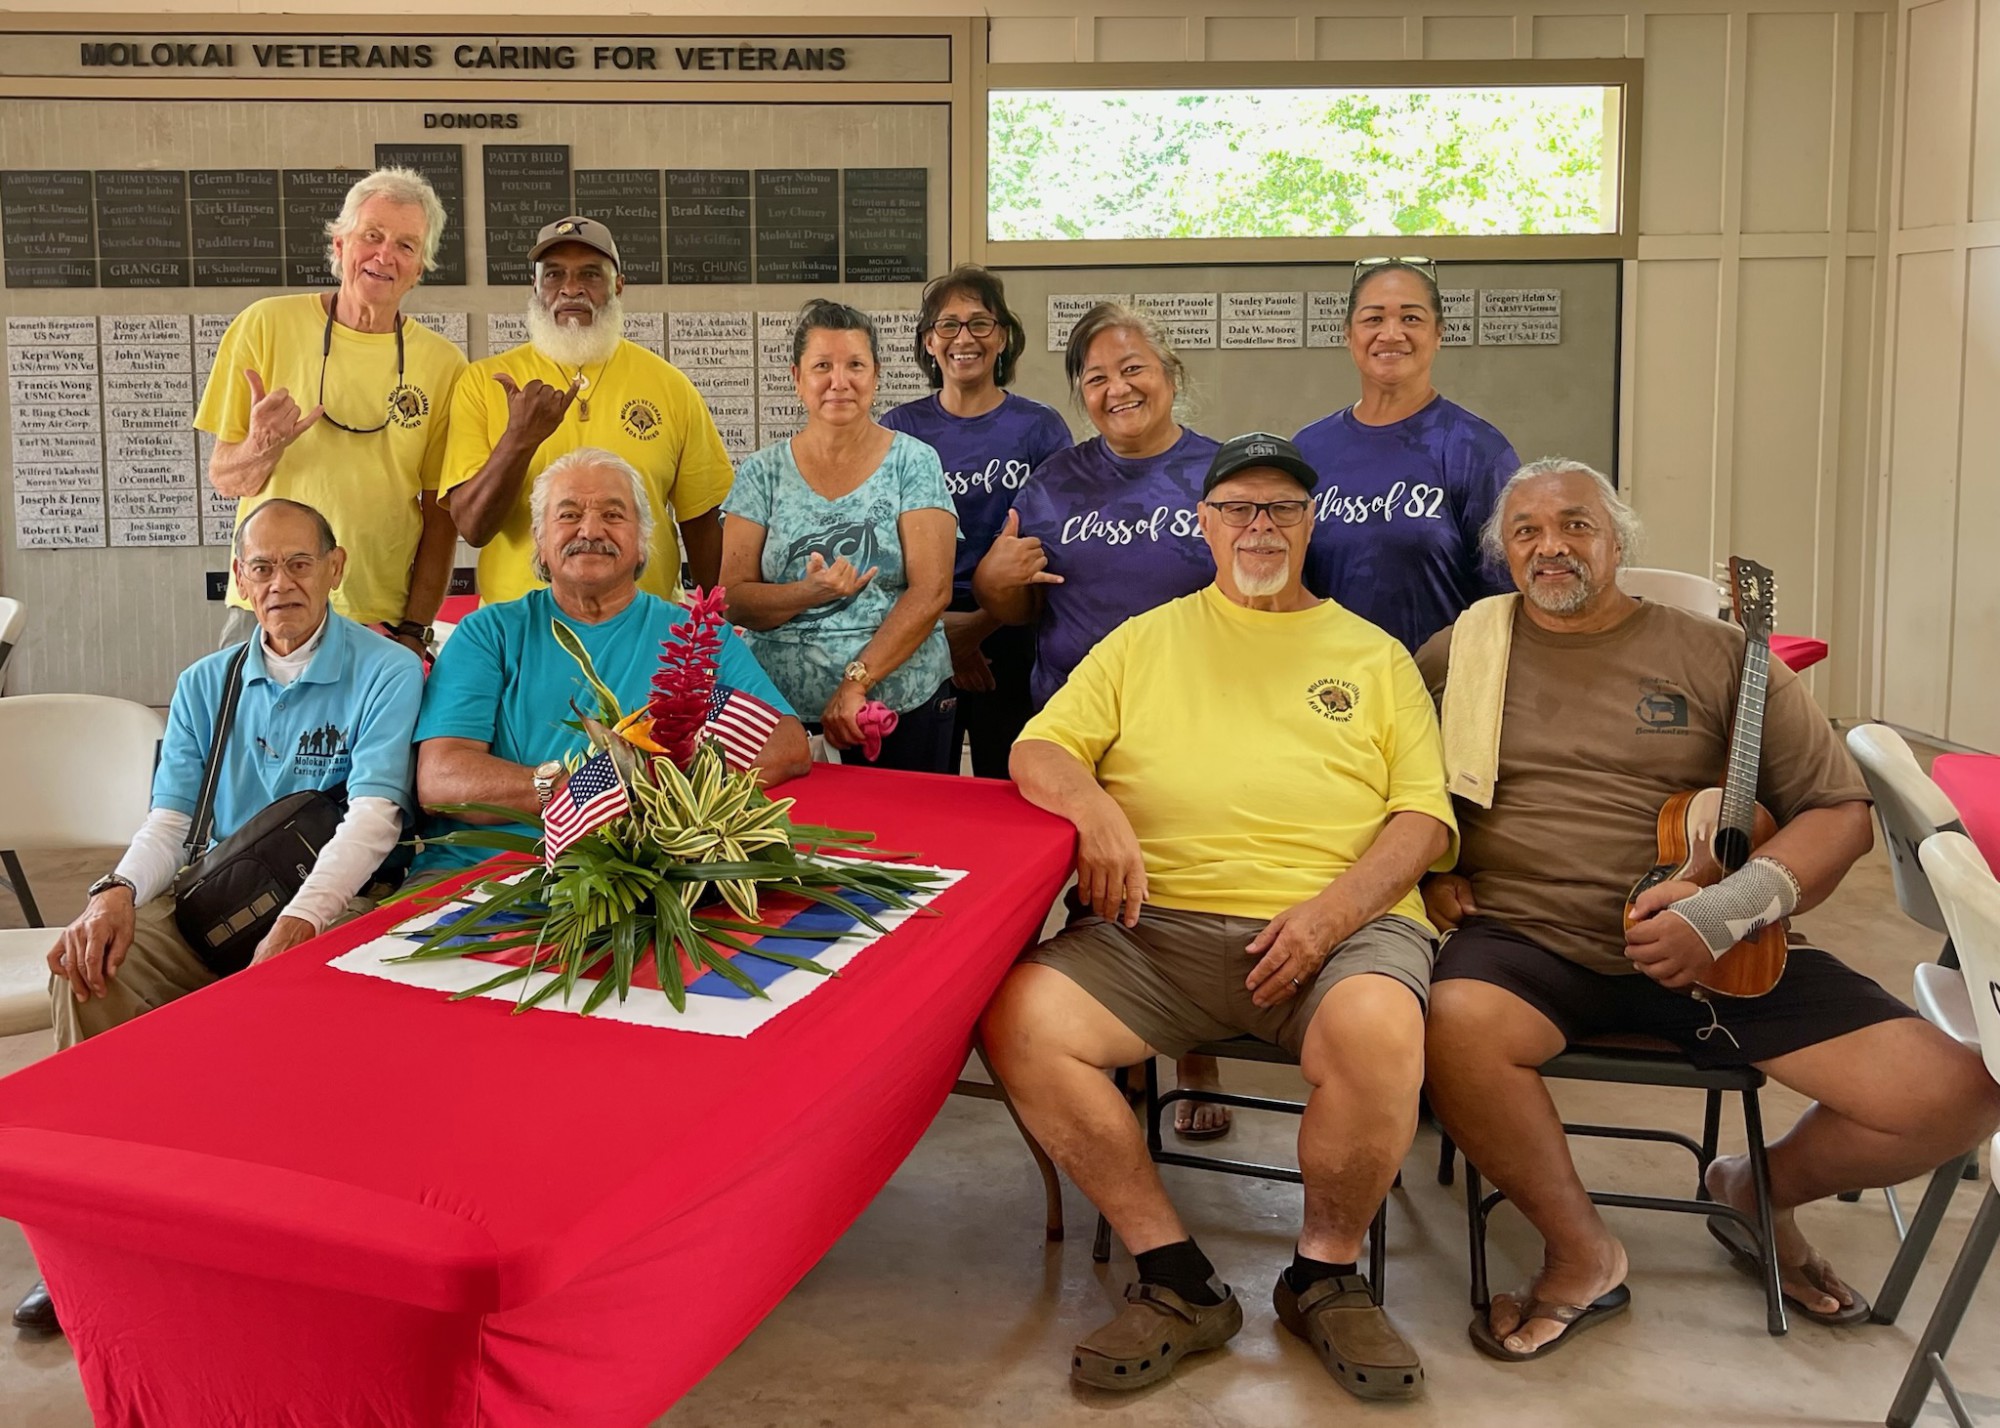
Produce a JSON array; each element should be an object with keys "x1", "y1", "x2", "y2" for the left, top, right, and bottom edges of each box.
[
  {"x1": 1232, "y1": 555, "x2": 1290, "y2": 598},
  {"x1": 526, "y1": 292, "x2": 625, "y2": 368}
]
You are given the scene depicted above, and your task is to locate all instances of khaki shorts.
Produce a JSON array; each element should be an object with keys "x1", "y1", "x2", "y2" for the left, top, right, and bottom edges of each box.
[{"x1": 1026, "y1": 904, "x2": 1436, "y2": 1059}]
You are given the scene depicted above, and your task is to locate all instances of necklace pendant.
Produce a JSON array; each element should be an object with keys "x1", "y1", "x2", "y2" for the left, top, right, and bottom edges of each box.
[{"x1": 577, "y1": 396, "x2": 590, "y2": 421}]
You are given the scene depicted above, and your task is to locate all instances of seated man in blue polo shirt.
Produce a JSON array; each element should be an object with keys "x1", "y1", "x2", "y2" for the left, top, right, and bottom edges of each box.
[
  {"x1": 415, "y1": 447, "x2": 808, "y2": 866},
  {"x1": 23, "y1": 496, "x2": 424, "y2": 1334}
]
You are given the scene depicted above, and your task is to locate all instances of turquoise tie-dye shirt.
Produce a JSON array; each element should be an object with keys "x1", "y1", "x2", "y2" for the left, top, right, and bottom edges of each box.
[{"x1": 724, "y1": 431, "x2": 956, "y2": 716}]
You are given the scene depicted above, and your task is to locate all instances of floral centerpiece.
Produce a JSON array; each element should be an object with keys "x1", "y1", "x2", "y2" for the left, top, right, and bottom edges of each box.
[{"x1": 391, "y1": 589, "x2": 941, "y2": 1016}]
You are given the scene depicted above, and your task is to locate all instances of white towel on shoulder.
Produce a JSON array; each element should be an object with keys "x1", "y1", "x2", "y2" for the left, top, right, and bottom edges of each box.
[{"x1": 1440, "y1": 594, "x2": 1520, "y2": 809}]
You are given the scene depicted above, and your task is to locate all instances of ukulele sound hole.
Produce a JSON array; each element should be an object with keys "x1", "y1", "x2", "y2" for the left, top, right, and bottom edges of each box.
[{"x1": 1712, "y1": 827, "x2": 1753, "y2": 872}]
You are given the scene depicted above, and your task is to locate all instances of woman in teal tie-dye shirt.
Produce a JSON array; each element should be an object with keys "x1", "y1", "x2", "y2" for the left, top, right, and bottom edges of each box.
[{"x1": 721, "y1": 301, "x2": 959, "y2": 772}]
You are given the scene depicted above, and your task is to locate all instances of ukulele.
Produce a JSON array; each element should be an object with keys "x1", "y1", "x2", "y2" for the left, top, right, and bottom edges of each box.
[{"x1": 1624, "y1": 557, "x2": 1787, "y2": 998}]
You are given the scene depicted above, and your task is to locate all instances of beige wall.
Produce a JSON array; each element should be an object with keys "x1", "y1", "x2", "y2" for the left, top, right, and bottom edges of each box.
[
  {"x1": 1878, "y1": 0, "x2": 1999, "y2": 749},
  {"x1": 0, "y1": 2, "x2": 1910, "y2": 730}
]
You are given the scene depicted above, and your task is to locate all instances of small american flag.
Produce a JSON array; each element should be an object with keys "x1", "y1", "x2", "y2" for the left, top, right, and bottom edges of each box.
[
  {"x1": 542, "y1": 751, "x2": 631, "y2": 866},
  {"x1": 704, "y1": 686, "x2": 784, "y2": 770}
]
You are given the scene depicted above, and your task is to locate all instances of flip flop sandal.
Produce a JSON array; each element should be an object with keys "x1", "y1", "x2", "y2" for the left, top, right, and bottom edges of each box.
[
  {"x1": 1172, "y1": 1102, "x2": 1233, "y2": 1141},
  {"x1": 1468, "y1": 1285, "x2": 1631, "y2": 1362},
  {"x1": 1706, "y1": 1213, "x2": 1872, "y2": 1326},
  {"x1": 1071, "y1": 1281, "x2": 1243, "y2": 1391}
]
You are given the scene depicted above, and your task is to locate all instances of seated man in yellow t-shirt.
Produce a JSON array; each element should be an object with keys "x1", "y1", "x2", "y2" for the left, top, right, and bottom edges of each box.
[
  {"x1": 981, "y1": 433, "x2": 1457, "y2": 1403},
  {"x1": 440, "y1": 215, "x2": 735, "y2": 602}
]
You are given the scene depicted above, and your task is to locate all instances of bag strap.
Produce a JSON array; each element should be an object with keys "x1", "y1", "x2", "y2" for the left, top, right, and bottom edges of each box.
[{"x1": 184, "y1": 641, "x2": 253, "y2": 863}]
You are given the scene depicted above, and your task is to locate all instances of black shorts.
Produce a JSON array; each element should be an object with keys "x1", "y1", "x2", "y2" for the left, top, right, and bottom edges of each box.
[{"x1": 1432, "y1": 917, "x2": 1917, "y2": 1069}]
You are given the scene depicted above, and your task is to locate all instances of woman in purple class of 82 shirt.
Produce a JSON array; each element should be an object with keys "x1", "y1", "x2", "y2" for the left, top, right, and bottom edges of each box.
[
  {"x1": 1292, "y1": 259, "x2": 1520, "y2": 653},
  {"x1": 973, "y1": 300, "x2": 1234, "y2": 1140},
  {"x1": 881, "y1": 266, "x2": 1072, "y2": 778}
]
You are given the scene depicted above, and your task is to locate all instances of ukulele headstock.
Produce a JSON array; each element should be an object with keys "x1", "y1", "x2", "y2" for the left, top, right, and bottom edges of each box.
[{"x1": 1724, "y1": 557, "x2": 1776, "y2": 643}]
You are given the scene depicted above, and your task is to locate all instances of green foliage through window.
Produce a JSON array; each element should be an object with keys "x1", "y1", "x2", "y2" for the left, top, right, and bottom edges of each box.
[{"x1": 987, "y1": 87, "x2": 1617, "y2": 241}]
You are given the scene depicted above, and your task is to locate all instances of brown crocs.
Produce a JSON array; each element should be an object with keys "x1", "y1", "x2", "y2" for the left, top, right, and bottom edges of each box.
[
  {"x1": 1071, "y1": 1281, "x2": 1243, "y2": 1391},
  {"x1": 1274, "y1": 1271, "x2": 1424, "y2": 1400}
]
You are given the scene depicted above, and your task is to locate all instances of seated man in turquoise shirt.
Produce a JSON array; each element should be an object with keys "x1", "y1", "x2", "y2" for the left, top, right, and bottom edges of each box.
[{"x1": 416, "y1": 447, "x2": 809, "y2": 868}]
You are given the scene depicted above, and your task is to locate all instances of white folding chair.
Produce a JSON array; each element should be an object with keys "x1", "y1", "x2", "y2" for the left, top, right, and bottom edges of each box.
[
  {"x1": 429, "y1": 617, "x2": 456, "y2": 654},
  {"x1": 1889, "y1": 833, "x2": 2000, "y2": 1428},
  {"x1": 0, "y1": 695, "x2": 166, "y2": 1038},
  {"x1": 1616, "y1": 566, "x2": 1723, "y2": 618},
  {"x1": 0, "y1": 596, "x2": 23, "y2": 681},
  {"x1": 1847, "y1": 723, "x2": 1982, "y2": 1321}
]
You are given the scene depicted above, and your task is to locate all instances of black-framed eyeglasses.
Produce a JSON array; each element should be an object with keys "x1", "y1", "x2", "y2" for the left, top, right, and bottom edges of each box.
[
  {"x1": 318, "y1": 296, "x2": 405, "y2": 436},
  {"x1": 927, "y1": 315, "x2": 1000, "y2": 340},
  {"x1": 1205, "y1": 499, "x2": 1311, "y2": 528},
  {"x1": 1354, "y1": 254, "x2": 1439, "y2": 283}
]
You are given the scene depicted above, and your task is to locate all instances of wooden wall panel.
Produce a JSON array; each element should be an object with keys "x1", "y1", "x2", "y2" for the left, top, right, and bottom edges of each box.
[
  {"x1": 990, "y1": 17, "x2": 1079, "y2": 63},
  {"x1": 1947, "y1": 244, "x2": 2000, "y2": 746},
  {"x1": 1641, "y1": 13, "x2": 1731, "y2": 235},
  {"x1": 1900, "y1": 0, "x2": 1975, "y2": 229},
  {"x1": 1743, "y1": 13, "x2": 1835, "y2": 233},
  {"x1": 1531, "y1": 14, "x2": 1630, "y2": 59},
  {"x1": 1204, "y1": 15, "x2": 1303, "y2": 60},
  {"x1": 1629, "y1": 259, "x2": 1721, "y2": 574},
  {"x1": 1849, "y1": 10, "x2": 1889, "y2": 232},
  {"x1": 1975, "y1": 0, "x2": 2000, "y2": 220},
  {"x1": 1829, "y1": 255, "x2": 1879, "y2": 721},
  {"x1": 1313, "y1": 15, "x2": 1409, "y2": 60},
  {"x1": 1094, "y1": 15, "x2": 1190, "y2": 61},
  {"x1": 1423, "y1": 15, "x2": 1518, "y2": 59}
]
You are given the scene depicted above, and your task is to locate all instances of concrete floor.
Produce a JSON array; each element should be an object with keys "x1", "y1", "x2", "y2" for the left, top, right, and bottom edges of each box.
[{"x1": 0, "y1": 821, "x2": 1994, "y2": 1426}]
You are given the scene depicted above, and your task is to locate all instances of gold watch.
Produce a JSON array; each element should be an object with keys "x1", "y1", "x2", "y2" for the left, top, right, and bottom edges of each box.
[{"x1": 841, "y1": 659, "x2": 872, "y2": 690}]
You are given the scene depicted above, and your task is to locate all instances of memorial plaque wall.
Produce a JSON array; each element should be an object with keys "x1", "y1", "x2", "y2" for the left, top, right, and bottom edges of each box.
[
  {"x1": 842, "y1": 167, "x2": 926, "y2": 283},
  {"x1": 1, "y1": 171, "x2": 95, "y2": 289},
  {"x1": 190, "y1": 169, "x2": 282, "y2": 287},
  {"x1": 754, "y1": 169, "x2": 838, "y2": 285},
  {"x1": 482, "y1": 145, "x2": 571, "y2": 286},
  {"x1": 573, "y1": 169, "x2": 662, "y2": 284},
  {"x1": 665, "y1": 170, "x2": 751, "y2": 286},
  {"x1": 94, "y1": 171, "x2": 189, "y2": 288},
  {"x1": 281, "y1": 169, "x2": 359, "y2": 288},
  {"x1": 373, "y1": 144, "x2": 468, "y2": 286}
]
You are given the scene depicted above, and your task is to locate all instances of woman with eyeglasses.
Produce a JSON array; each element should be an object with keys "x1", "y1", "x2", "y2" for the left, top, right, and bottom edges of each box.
[
  {"x1": 1293, "y1": 259, "x2": 1520, "y2": 652},
  {"x1": 881, "y1": 266, "x2": 1072, "y2": 777},
  {"x1": 721, "y1": 300, "x2": 958, "y2": 771},
  {"x1": 974, "y1": 301, "x2": 1235, "y2": 1139}
]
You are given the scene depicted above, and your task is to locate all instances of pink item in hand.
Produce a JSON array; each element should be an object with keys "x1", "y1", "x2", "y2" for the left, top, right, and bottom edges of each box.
[{"x1": 856, "y1": 701, "x2": 900, "y2": 762}]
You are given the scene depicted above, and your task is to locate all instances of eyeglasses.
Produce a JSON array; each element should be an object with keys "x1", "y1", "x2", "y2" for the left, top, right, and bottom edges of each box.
[
  {"x1": 1205, "y1": 500, "x2": 1311, "y2": 527},
  {"x1": 238, "y1": 553, "x2": 327, "y2": 585},
  {"x1": 318, "y1": 296, "x2": 405, "y2": 436},
  {"x1": 928, "y1": 316, "x2": 999, "y2": 339},
  {"x1": 1355, "y1": 255, "x2": 1439, "y2": 283}
]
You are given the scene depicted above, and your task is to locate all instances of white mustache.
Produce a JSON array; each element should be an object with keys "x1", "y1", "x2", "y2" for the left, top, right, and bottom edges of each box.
[
  {"x1": 1532, "y1": 556, "x2": 1585, "y2": 577},
  {"x1": 562, "y1": 537, "x2": 619, "y2": 558}
]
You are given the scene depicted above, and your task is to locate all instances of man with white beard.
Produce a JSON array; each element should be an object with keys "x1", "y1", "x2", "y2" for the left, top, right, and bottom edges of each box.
[
  {"x1": 441, "y1": 216, "x2": 734, "y2": 602},
  {"x1": 981, "y1": 433, "x2": 1457, "y2": 1401}
]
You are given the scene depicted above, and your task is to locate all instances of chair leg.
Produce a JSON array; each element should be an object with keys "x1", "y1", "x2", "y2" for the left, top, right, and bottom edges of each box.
[
  {"x1": 972, "y1": 1043, "x2": 1065, "y2": 1244},
  {"x1": 1741, "y1": 1088, "x2": 1788, "y2": 1336},
  {"x1": 0, "y1": 850, "x2": 41, "y2": 927},
  {"x1": 1092, "y1": 1211, "x2": 1114, "y2": 1265},
  {"x1": 1437, "y1": 1128, "x2": 1457, "y2": 1187},
  {"x1": 1368, "y1": 1200, "x2": 1387, "y2": 1305},
  {"x1": 1465, "y1": 1158, "x2": 1491, "y2": 1311},
  {"x1": 1873, "y1": 1150, "x2": 1977, "y2": 1325},
  {"x1": 1886, "y1": 1184, "x2": 1999, "y2": 1428},
  {"x1": 1697, "y1": 1089, "x2": 1722, "y2": 1195}
]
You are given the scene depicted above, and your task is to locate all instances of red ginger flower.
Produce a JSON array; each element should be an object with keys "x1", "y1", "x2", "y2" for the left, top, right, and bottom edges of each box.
[{"x1": 649, "y1": 586, "x2": 728, "y2": 768}]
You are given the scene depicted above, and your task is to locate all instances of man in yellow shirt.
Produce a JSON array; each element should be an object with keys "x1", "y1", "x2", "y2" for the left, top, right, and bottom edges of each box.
[
  {"x1": 441, "y1": 216, "x2": 734, "y2": 602},
  {"x1": 981, "y1": 433, "x2": 1457, "y2": 1403},
  {"x1": 197, "y1": 167, "x2": 466, "y2": 658}
]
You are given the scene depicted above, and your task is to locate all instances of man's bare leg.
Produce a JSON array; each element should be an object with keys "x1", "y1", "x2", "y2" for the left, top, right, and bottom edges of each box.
[
  {"x1": 1706, "y1": 1016, "x2": 2000, "y2": 1315},
  {"x1": 1425, "y1": 978, "x2": 1629, "y2": 1353},
  {"x1": 980, "y1": 963, "x2": 1184, "y2": 1254}
]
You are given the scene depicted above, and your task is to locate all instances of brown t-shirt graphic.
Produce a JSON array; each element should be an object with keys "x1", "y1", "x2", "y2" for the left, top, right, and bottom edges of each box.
[{"x1": 1415, "y1": 601, "x2": 1869, "y2": 975}]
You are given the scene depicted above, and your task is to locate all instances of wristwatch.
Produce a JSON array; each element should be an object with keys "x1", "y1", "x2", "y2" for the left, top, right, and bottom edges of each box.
[
  {"x1": 391, "y1": 619, "x2": 434, "y2": 648},
  {"x1": 841, "y1": 659, "x2": 873, "y2": 690},
  {"x1": 533, "y1": 760, "x2": 566, "y2": 808},
  {"x1": 86, "y1": 873, "x2": 136, "y2": 902}
]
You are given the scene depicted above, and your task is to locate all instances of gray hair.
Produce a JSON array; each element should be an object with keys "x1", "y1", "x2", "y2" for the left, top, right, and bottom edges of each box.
[
  {"x1": 529, "y1": 448, "x2": 657, "y2": 583},
  {"x1": 1062, "y1": 302, "x2": 1193, "y2": 420},
  {"x1": 324, "y1": 167, "x2": 448, "y2": 278},
  {"x1": 1479, "y1": 457, "x2": 1641, "y2": 569},
  {"x1": 232, "y1": 498, "x2": 338, "y2": 560},
  {"x1": 790, "y1": 298, "x2": 879, "y2": 367}
]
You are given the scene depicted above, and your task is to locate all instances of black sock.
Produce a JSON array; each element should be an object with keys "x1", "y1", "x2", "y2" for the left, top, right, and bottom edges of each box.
[
  {"x1": 1285, "y1": 1251, "x2": 1358, "y2": 1293},
  {"x1": 1134, "y1": 1239, "x2": 1224, "y2": 1306}
]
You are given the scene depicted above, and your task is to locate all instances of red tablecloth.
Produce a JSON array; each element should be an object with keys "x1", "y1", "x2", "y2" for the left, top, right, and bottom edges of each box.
[
  {"x1": 1933, "y1": 753, "x2": 2000, "y2": 871},
  {"x1": 0, "y1": 766, "x2": 1074, "y2": 1428},
  {"x1": 1769, "y1": 634, "x2": 1828, "y2": 673}
]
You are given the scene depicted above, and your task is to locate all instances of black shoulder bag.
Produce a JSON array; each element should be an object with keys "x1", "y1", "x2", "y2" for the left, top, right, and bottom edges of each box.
[{"x1": 171, "y1": 641, "x2": 406, "y2": 975}]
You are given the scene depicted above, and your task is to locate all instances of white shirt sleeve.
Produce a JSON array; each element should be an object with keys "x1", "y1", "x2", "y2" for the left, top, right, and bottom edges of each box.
[
  {"x1": 113, "y1": 808, "x2": 195, "y2": 908},
  {"x1": 279, "y1": 795, "x2": 405, "y2": 932}
]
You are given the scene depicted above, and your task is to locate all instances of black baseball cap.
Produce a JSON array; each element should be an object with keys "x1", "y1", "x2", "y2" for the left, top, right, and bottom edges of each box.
[
  {"x1": 1202, "y1": 432, "x2": 1319, "y2": 497},
  {"x1": 528, "y1": 215, "x2": 621, "y2": 270}
]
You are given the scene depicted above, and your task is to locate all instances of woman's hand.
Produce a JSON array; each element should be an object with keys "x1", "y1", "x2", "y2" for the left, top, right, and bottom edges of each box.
[
  {"x1": 820, "y1": 679, "x2": 869, "y2": 749},
  {"x1": 980, "y1": 510, "x2": 1063, "y2": 592},
  {"x1": 802, "y1": 550, "x2": 877, "y2": 606},
  {"x1": 943, "y1": 611, "x2": 996, "y2": 693}
]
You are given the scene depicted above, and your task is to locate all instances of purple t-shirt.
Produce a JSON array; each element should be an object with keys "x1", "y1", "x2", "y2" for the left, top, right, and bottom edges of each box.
[
  {"x1": 1293, "y1": 396, "x2": 1519, "y2": 652},
  {"x1": 881, "y1": 392, "x2": 1074, "y2": 601},
  {"x1": 1009, "y1": 427, "x2": 1221, "y2": 708}
]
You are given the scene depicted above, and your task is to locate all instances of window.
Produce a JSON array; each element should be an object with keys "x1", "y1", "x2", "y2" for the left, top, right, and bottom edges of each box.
[{"x1": 987, "y1": 86, "x2": 1621, "y2": 243}]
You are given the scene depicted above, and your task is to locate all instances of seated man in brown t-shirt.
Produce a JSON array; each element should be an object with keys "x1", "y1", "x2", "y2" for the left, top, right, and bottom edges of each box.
[{"x1": 1416, "y1": 458, "x2": 2000, "y2": 1362}]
